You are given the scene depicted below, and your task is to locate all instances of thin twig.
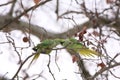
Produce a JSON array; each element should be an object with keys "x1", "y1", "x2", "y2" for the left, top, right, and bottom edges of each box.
[
  {"x1": 8, "y1": 0, "x2": 17, "y2": 16},
  {"x1": 55, "y1": 0, "x2": 59, "y2": 20},
  {"x1": 30, "y1": 71, "x2": 47, "y2": 80},
  {"x1": 11, "y1": 54, "x2": 34, "y2": 79},
  {"x1": 109, "y1": 70, "x2": 120, "y2": 79},
  {"x1": 47, "y1": 55, "x2": 56, "y2": 80},
  {"x1": 6, "y1": 34, "x2": 22, "y2": 64},
  {"x1": 90, "y1": 62, "x2": 120, "y2": 80},
  {"x1": 0, "y1": 1, "x2": 14, "y2": 7},
  {"x1": 55, "y1": 50, "x2": 60, "y2": 72}
]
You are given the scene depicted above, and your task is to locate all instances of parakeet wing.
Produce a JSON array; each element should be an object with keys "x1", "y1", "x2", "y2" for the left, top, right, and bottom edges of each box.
[
  {"x1": 61, "y1": 38, "x2": 100, "y2": 57},
  {"x1": 73, "y1": 43, "x2": 100, "y2": 57}
]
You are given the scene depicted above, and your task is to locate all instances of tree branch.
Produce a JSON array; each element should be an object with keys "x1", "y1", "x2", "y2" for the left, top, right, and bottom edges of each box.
[{"x1": 89, "y1": 62, "x2": 120, "y2": 80}]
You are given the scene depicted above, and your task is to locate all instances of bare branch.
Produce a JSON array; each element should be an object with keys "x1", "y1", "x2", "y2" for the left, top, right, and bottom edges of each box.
[
  {"x1": 6, "y1": 34, "x2": 22, "y2": 64},
  {"x1": 0, "y1": 1, "x2": 14, "y2": 7},
  {"x1": 77, "y1": 56, "x2": 91, "y2": 80},
  {"x1": 55, "y1": 51, "x2": 60, "y2": 72},
  {"x1": 109, "y1": 70, "x2": 120, "y2": 79},
  {"x1": 47, "y1": 55, "x2": 56, "y2": 80},
  {"x1": 90, "y1": 62, "x2": 120, "y2": 80},
  {"x1": 11, "y1": 53, "x2": 34, "y2": 79},
  {"x1": 8, "y1": 0, "x2": 17, "y2": 16},
  {"x1": 55, "y1": 0, "x2": 59, "y2": 20}
]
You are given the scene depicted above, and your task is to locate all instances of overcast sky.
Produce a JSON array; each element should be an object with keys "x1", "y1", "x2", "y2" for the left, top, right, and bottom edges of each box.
[{"x1": 0, "y1": 0, "x2": 120, "y2": 80}]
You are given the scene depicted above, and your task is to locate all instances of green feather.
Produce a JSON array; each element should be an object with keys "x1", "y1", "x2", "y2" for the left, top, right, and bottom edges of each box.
[
  {"x1": 28, "y1": 39, "x2": 61, "y2": 68},
  {"x1": 61, "y1": 38, "x2": 100, "y2": 57},
  {"x1": 28, "y1": 52, "x2": 40, "y2": 68},
  {"x1": 28, "y1": 38, "x2": 102, "y2": 68}
]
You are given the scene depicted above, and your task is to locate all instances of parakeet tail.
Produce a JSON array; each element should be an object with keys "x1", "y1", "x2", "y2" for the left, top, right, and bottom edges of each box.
[
  {"x1": 28, "y1": 53, "x2": 40, "y2": 68},
  {"x1": 79, "y1": 49, "x2": 100, "y2": 57}
]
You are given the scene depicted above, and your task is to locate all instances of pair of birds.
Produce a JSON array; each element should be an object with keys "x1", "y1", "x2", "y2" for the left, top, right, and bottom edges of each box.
[{"x1": 29, "y1": 38, "x2": 101, "y2": 67}]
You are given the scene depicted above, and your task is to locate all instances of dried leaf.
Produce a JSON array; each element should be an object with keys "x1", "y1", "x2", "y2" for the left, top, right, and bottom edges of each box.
[
  {"x1": 78, "y1": 26, "x2": 87, "y2": 41},
  {"x1": 78, "y1": 34, "x2": 83, "y2": 41},
  {"x1": 97, "y1": 62, "x2": 106, "y2": 68},
  {"x1": 34, "y1": 0, "x2": 41, "y2": 5},
  {"x1": 72, "y1": 55, "x2": 79, "y2": 63}
]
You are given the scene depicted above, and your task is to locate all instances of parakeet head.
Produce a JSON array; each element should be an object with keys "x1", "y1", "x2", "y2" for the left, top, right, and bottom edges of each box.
[
  {"x1": 32, "y1": 44, "x2": 41, "y2": 52},
  {"x1": 32, "y1": 47, "x2": 37, "y2": 51}
]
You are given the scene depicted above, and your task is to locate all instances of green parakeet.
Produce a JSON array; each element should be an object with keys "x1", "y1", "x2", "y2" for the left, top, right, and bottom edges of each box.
[{"x1": 28, "y1": 38, "x2": 101, "y2": 67}]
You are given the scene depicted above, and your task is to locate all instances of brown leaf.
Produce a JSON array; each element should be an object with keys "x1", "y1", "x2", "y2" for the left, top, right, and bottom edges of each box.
[
  {"x1": 72, "y1": 55, "x2": 79, "y2": 63},
  {"x1": 34, "y1": 0, "x2": 41, "y2": 5},
  {"x1": 78, "y1": 34, "x2": 83, "y2": 41},
  {"x1": 78, "y1": 26, "x2": 87, "y2": 41},
  {"x1": 97, "y1": 62, "x2": 106, "y2": 69}
]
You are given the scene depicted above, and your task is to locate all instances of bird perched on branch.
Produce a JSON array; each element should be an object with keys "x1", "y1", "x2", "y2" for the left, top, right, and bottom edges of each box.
[{"x1": 28, "y1": 38, "x2": 101, "y2": 67}]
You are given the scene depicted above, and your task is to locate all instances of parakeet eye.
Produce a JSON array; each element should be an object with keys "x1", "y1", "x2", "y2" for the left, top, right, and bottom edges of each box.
[{"x1": 32, "y1": 47, "x2": 37, "y2": 51}]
